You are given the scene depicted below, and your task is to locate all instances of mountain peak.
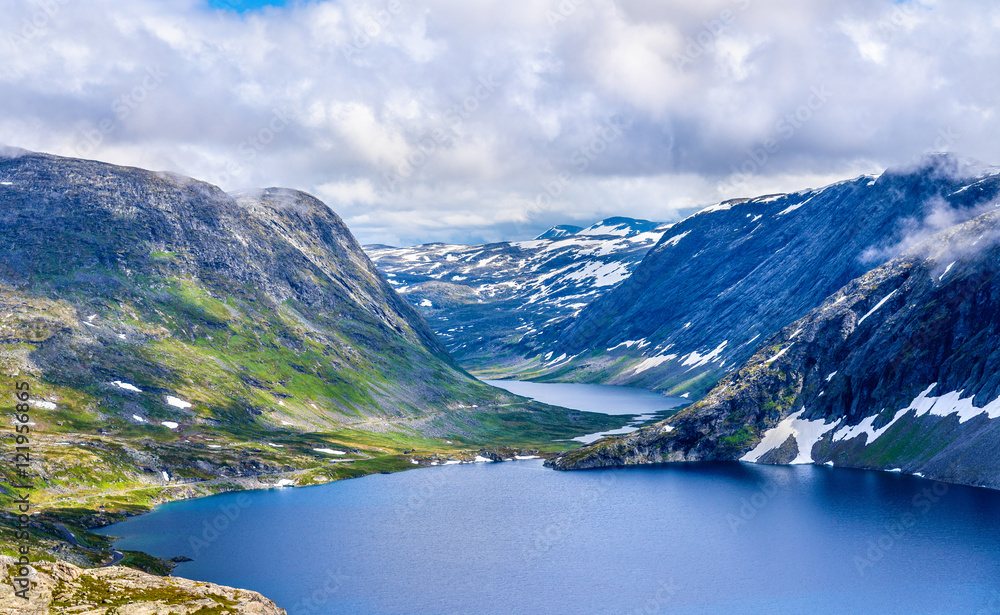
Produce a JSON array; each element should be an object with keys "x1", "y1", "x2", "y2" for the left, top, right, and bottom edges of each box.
[
  {"x1": 533, "y1": 224, "x2": 583, "y2": 240},
  {"x1": 577, "y1": 217, "x2": 660, "y2": 237}
]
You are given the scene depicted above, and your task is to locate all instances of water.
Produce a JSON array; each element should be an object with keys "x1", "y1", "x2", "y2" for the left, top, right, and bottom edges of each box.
[
  {"x1": 484, "y1": 380, "x2": 688, "y2": 443},
  {"x1": 96, "y1": 383, "x2": 1000, "y2": 615},
  {"x1": 483, "y1": 379, "x2": 687, "y2": 414}
]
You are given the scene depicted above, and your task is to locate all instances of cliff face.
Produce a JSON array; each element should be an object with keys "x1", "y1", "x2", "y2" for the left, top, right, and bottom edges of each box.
[
  {"x1": 0, "y1": 556, "x2": 285, "y2": 614},
  {"x1": 526, "y1": 156, "x2": 1000, "y2": 396},
  {"x1": 549, "y1": 206, "x2": 1000, "y2": 490}
]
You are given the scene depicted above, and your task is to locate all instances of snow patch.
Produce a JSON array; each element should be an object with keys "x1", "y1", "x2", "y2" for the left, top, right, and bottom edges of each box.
[
  {"x1": 741, "y1": 410, "x2": 839, "y2": 464},
  {"x1": 165, "y1": 396, "x2": 192, "y2": 409},
  {"x1": 112, "y1": 380, "x2": 142, "y2": 392},
  {"x1": 631, "y1": 354, "x2": 677, "y2": 374},
  {"x1": 857, "y1": 290, "x2": 898, "y2": 326},
  {"x1": 314, "y1": 448, "x2": 346, "y2": 455},
  {"x1": 160, "y1": 421, "x2": 179, "y2": 429},
  {"x1": 765, "y1": 344, "x2": 793, "y2": 364},
  {"x1": 939, "y1": 262, "x2": 956, "y2": 281},
  {"x1": 680, "y1": 341, "x2": 727, "y2": 370},
  {"x1": 419, "y1": 299, "x2": 433, "y2": 307},
  {"x1": 776, "y1": 195, "x2": 815, "y2": 216},
  {"x1": 30, "y1": 400, "x2": 56, "y2": 410},
  {"x1": 660, "y1": 231, "x2": 690, "y2": 248}
]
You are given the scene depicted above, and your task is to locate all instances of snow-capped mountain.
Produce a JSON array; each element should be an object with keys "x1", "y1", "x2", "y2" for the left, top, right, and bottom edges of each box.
[
  {"x1": 549, "y1": 198, "x2": 1000, "y2": 490},
  {"x1": 365, "y1": 217, "x2": 668, "y2": 374},
  {"x1": 522, "y1": 155, "x2": 1000, "y2": 395},
  {"x1": 534, "y1": 225, "x2": 583, "y2": 240}
]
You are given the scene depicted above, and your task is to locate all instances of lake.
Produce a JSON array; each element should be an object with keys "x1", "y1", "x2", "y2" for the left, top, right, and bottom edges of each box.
[
  {"x1": 484, "y1": 379, "x2": 688, "y2": 442},
  {"x1": 96, "y1": 383, "x2": 1000, "y2": 615}
]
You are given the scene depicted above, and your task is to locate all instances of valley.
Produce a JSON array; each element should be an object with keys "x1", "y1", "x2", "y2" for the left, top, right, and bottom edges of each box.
[{"x1": 5, "y1": 150, "x2": 1000, "y2": 614}]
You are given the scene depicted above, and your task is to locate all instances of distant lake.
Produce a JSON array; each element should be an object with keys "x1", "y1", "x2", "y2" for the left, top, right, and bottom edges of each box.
[
  {"x1": 483, "y1": 379, "x2": 687, "y2": 414},
  {"x1": 484, "y1": 380, "x2": 688, "y2": 442},
  {"x1": 97, "y1": 385, "x2": 1000, "y2": 615}
]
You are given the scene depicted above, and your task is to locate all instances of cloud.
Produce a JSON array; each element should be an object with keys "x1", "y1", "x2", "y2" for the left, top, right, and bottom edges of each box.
[{"x1": 1, "y1": 0, "x2": 999, "y2": 245}]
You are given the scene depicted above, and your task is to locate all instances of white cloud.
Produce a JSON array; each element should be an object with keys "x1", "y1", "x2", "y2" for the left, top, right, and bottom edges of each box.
[{"x1": 0, "y1": 0, "x2": 998, "y2": 245}]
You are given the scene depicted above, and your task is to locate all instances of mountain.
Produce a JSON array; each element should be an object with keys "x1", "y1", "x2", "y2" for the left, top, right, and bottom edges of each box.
[
  {"x1": 0, "y1": 150, "x2": 506, "y2": 429},
  {"x1": 534, "y1": 224, "x2": 583, "y2": 240},
  {"x1": 520, "y1": 156, "x2": 1000, "y2": 396},
  {"x1": 0, "y1": 150, "x2": 631, "y2": 566},
  {"x1": 549, "y1": 202, "x2": 1000, "y2": 489},
  {"x1": 365, "y1": 217, "x2": 668, "y2": 375}
]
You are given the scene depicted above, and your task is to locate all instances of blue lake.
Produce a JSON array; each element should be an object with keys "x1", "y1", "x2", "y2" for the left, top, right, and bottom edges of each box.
[
  {"x1": 96, "y1": 384, "x2": 1000, "y2": 615},
  {"x1": 484, "y1": 379, "x2": 688, "y2": 443}
]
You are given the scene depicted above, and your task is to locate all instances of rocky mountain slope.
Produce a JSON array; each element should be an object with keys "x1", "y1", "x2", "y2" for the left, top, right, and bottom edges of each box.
[
  {"x1": 365, "y1": 217, "x2": 668, "y2": 375},
  {"x1": 522, "y1": 156, "x2": 1000, "y2": 396},
  {"x1": 549, "y1": 204, "x2": 1000, "y2": 489},
  {"x1": 0, "y1": 149, "x2": 502, "y2": 429}
]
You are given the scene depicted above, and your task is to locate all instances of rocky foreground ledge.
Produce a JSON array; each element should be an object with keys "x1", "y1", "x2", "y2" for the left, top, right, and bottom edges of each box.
[{"x1": 0, "y1": 556, "x2": 285, "y2": 615}]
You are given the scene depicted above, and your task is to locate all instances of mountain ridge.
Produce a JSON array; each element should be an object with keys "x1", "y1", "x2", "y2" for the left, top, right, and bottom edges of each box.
[
  {"x1": 518, "y1": 155, "x2": 1000, "y2": 395},
  {"x1": 365, "y1": 216, "x2": 669, "y2": 375},
  {"x1": 548, "y1": 202, "x2": 1000, "y2": 489}
]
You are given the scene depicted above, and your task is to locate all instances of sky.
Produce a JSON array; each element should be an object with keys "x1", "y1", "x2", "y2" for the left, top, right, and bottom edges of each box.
[{"x1": 2, "y1": 0, "x2": 999, "y2": 246}]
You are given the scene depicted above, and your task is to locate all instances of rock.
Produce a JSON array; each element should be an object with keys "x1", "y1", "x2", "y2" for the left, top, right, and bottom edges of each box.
[{"x1": 0, "y1": 556, "x2": 285, "y2": 614}]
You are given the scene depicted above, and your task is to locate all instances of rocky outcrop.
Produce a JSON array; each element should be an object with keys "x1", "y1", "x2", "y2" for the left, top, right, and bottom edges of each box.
[
  {"x1": 549, "y1": 205, "x2": 1000, "y2": 490},
  {"x1": 0, "y1": 556, "x2": 285, "y2": 614}
]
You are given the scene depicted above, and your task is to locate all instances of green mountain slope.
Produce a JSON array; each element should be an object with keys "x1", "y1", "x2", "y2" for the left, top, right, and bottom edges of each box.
[{"x1": 0, "y1": 151, "x2": 623, "y2": 572}]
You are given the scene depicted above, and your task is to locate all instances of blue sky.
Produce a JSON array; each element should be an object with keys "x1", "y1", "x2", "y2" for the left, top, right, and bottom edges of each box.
[
  {"x1": 2, "y1": 0, "x2": 998, "y2": 246},
  {"x1": 207, "y1": 0, "x2": 289, "y2": 12}
]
